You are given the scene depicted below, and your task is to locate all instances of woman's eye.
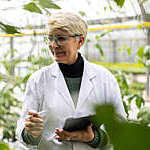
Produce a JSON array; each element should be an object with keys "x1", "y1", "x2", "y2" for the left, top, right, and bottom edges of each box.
[{"x1": 58, "y1": 36, "x2": 67, "y2": 41}]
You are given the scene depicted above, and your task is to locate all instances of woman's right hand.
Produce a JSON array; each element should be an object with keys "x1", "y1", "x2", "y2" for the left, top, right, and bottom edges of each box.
[{"x1": 25, "y1": 111, "x2": 44, "y2": 138}]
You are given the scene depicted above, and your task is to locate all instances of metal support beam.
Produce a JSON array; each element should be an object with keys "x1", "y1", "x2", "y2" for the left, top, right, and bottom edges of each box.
[
  {"x1": 10, "y1": 37, "x2": 14, "y2": 75},
  {"x1": 146, "y1": 29, "x2": 150, "y2": 97}
]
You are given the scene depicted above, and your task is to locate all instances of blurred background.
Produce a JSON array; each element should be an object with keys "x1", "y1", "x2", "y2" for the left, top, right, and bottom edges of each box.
[{"x1": 0, "y1": 0, "x2": 150, "y2": 149}]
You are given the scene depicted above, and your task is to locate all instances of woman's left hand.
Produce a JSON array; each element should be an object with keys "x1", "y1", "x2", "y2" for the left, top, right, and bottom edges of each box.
[{"x1": 55, "y1": 125, "x2": 94, "y2": 142}]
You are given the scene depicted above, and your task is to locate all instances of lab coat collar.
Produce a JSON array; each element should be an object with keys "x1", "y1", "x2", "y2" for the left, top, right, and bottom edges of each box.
[
  {"x1": 51, "y1": 56, "x2": 96, "y2": 79},
  {"x1": 76, "y1": 57, "x2": 96, "y2": 110},
  {"x1": 51, "y1": 56, "x2": 96, "y2": 110}
]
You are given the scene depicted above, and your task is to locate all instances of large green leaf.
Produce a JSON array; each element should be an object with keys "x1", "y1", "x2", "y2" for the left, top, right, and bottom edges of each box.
[
  {"x1": 38, "y1": 0, "x2": 61, "y2": 9},
  {"x1": 23, "y1": 2, "x2": 42, "y2": 14},
  {"x1": 0, "y1": 22, "x2": 20, "y2": 34},
  {"x1": 95, "y1": 104, "x2": 150, "y2": 150},
  {"x1": 0, "y1": 142, "x2": 10, "y2": 150},
  {"x1": 113, "y1": 0, "x2": 125, "y2": 8}
]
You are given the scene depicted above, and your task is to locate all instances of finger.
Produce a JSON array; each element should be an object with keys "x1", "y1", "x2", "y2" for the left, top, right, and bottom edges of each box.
[
  {"x1": 55, "y1": 136, "x2": 71, "y2": 141},
  {"x1": 28, "y1": 111, "x2": 38, "y2": 116},
  {"x1": 25, "y1": 116, "x2": 43, "y2": 123},
  {"x1": 30, "y1": 117, "x2": 44, "y2": 123},
  {"x1": 25, "y1": 122, "x2": 44, "y2": 128},
  {"x1": 55, "y1": 129, "x2": 71, "y2": 139},
  {"x1": 55, "y1": 129, "x2": 65, "y2": 136},
  {"x1": 25, "y1": 126, "x2": 43, "y2": 132},
  {"x1": 25, "y1": 124, "x2": 44, "y2": 130},
  {"x1": 28, "y1": 111, "x2": 43, "y2": 118}
]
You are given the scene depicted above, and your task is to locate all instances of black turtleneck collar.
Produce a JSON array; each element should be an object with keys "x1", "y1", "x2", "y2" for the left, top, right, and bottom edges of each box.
[{"x1": 58, "y1": 53, "x2": 84, "y2": 78}]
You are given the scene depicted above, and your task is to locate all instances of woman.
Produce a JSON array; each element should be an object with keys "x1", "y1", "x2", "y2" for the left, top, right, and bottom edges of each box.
[{"x1": 16, "y1": 12, "x2": 126, "y2": 150}]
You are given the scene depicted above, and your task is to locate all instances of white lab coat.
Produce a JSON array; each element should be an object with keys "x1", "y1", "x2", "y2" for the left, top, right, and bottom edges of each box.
[{"x1": 16, "y1": 57, "x2": 126, "y2": 150}]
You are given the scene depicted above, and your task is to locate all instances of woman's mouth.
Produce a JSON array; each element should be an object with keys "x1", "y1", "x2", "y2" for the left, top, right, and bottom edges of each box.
[{"x1": 55, "y1": 51, "x2": 66, "y2": 57}]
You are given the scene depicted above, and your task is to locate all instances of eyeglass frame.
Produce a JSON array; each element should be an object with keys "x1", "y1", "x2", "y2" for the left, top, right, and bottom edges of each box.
[{"x1": 45, "y1": 34, "x2": 82, "y2": 46}]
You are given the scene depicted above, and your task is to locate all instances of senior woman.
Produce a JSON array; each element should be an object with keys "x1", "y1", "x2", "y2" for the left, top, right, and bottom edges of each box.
[{"x1": 16, "y1": 12, "x2": 126, "y2": 150}]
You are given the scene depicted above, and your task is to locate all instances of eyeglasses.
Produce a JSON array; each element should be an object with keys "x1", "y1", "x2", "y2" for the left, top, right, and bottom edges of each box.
[{"x1": 45, "y1": 34, "x2": 81, "y2": 46}]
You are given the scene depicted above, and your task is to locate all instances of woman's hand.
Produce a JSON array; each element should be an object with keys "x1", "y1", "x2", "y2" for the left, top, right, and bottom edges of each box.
[
  {"x1": 55, "y1": 125, "x2": 94, "y2": 142},
  {"x1": 25, "y1": 111, "x2": 44, "y2": 138}
]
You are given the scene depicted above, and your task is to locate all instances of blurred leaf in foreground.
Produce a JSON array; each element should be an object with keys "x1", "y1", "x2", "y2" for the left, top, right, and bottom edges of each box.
[
  {"x1": 0, "y1": 142, "x2": 10, "y2": 150},
  {"x1": 94, "y1": 104, "x2": 150, "y2": 150}
]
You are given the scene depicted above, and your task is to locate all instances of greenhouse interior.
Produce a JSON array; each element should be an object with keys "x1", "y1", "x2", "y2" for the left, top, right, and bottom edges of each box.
[{"x1": 0, "y1": 0, "x2": 150, "y2": 149}]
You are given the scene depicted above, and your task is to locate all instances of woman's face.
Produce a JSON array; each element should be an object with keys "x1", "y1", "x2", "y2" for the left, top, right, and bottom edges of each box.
[{"x1": 48, "y1": 29, "x2": 81, "y2": 64}]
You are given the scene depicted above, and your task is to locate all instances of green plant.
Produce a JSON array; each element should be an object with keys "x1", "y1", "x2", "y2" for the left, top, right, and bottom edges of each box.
[
  {"x1": 136, "y1": 46, "x2": 150, "y2": 68},
  {"x1": 0, "y1": 46, "x2": 53, "y2": 141},
  {"x1": 114, "y1": 71, "x2": 145, "y2": 117},
  {"x1": 137, "y1": 106, "x2": 150, "y2": 125},
  {"x1": 94, "y1": 30, "x2": 112, "y2": 60},
  {"x1": 94, "y1": 104, "x2": 150, "y2": 150},
  {"x1": 0, "y1": 52, "x2": 24, "y2": 141},
  {"x1": 93, "y1": 62, "x2": 145, "y2": 74},
  {"x1": 0, "y1": 142, "x2": 10, "y2": 150}
]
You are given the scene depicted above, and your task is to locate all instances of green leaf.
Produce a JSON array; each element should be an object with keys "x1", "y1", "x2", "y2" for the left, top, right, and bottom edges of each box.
[
  {"x1": 137, "y1": 46, "x2": 144, "y2": 58},
  {"x1": 23, "y1": 2, "x2": 42, "y2": 14},
  {"x1": 38, "y1": 0, "x2": 61, "y2": 9},
  {"x1": 113, "y1": 0, "x2": 125, "y2": 8},
  {"x1": 127, "y1": 95, "x2": 134, "y2": 104},
  {"x1": 100, "y1": 30, "x2": 112, "y2": 37},
  {"x1": 0, "y1": 22, "x2": 20, "y2": 34},
  {"x1": 142, "y1": 0, "x2": 148, "y2": 3},
  {"x1": 127, "y1": 48, "x2": 131, "y2": 55},
  {"x1": 121, "y1": 74, "x2": 128, "y2": 89},
  {"x1": 0, "y1": 142, "x2": 10, "y2": 150},
  {"x1": 137, "y1": 106, "x2": 150, "y2": 124},
  {"x1": 137, "y1": 24, "x2": 142, "y2": 30},
  {"x1": 122, "y1": 44, "x2": 127, "y2": 51},
  {"x1": 123, "y1": 101, "x2": 129, "y2": 117},
  {"x1": 95, "y1": 31, "x2": 112, "y2": 40},
  {"x1": 95, "y1": 35, "x2": 100, "y2": 40},
  {"x1": 22, "y1": 74, "x2": 31, "y2": 83},
  {"x1": 78, "y1": 11, "x2": 86, "y2": 17},
  {"x1": 95, "y1": 43, "x2": 104, "y2": 56},
  {"x1": 135, "y1": 96, "x2": 144, "y2": 108},
  {"x1": 143, "y1": 46, "x2": 150, "y2": 60},
  {"x1": 26, "y1": 25, "x2": 33, "y2": 29},
  {"x1": 86, "y1": 39, "x2": 91, "y2": 43},
  {"x1": 104, "y1": 7, "x2": 107, "y2": 11}
]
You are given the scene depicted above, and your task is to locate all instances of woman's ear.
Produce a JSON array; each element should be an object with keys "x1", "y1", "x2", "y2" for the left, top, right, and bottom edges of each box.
[{"x1": 77, "y1": 35, "x2": 85, "y2": 49}]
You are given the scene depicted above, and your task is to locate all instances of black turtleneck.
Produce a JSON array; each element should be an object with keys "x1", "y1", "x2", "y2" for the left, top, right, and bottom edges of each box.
[{"x1": 58, "y1": 53, "x2": 84, "y2": 78}]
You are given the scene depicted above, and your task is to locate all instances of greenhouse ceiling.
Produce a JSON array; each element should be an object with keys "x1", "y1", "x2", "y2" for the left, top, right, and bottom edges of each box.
[{"x1": 0, "y1": 0, "x2": 150, "y2": 28}]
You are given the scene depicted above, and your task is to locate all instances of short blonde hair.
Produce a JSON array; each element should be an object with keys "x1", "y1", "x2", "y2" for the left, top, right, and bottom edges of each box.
[{"x1": 48, "y1": 12, "x2": 88, "y2": 39}]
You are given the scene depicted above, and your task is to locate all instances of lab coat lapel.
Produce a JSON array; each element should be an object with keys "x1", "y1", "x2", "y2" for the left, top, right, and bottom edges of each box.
[
  {"x1": 52, "y1": 63, "x2": 75, "y2": 110},
  {"x1": 77, "y1": 59, "x2": 96, "y2": 109}
]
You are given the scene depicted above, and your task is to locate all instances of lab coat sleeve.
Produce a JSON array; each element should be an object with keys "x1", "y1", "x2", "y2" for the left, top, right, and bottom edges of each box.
[
  {"x1": 104, "y1": 70, "x2": 127, "y2": 118},
  {"x1": 16, "y1": 72, "x2": 43, "y2": 149},
  {"x1": 99, "y1": 69, "x2": 127, "y2": 150}
]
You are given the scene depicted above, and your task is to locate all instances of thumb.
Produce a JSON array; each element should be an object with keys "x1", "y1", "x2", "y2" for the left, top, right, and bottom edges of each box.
[{"x1": 28, "y1": 111, "x2": 39, "y2": 117}]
